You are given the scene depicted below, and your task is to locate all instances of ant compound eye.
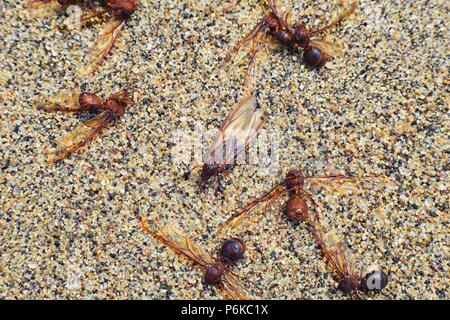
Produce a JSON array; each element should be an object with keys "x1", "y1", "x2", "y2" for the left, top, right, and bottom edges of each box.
[
  {"x1": 362, "y1": 269, "x2": 388, "y2": 291},
  {"x1": 303, "y1": 46, "x2": 323, "y2": 68},
  {"x1": 220, "y1": 238, "x2": 245, "y2": 263}
]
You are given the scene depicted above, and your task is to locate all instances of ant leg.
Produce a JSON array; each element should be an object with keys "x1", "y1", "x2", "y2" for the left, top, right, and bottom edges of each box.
[
  {"x1": 244, "y1": 40, "x2": 265, "y2": 88},
  {"x1": 310, "y1": 2, "x2": 357, "y2": 35},
  {"x1": 222, "y1": 20, "x2": 266, "y2": 66}
]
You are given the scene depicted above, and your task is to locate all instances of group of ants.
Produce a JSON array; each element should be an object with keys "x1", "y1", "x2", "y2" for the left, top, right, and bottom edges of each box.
[{"x1": 29, "y1": 0, "x2": 389, "y2": 299}]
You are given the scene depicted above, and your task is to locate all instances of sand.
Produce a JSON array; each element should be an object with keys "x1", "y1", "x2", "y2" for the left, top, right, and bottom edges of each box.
[{"x1": 0, "y1": 0, "x2": 448, "y2": 299}]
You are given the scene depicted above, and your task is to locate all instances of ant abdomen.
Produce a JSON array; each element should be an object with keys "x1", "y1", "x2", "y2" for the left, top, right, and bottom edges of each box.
[
  {"x1": 361, "y1": 269, "x2": 389, "y2": 292},
  {"x1": 220, "y1": 238, "x2": 245, "y2": 263},
  {"x1": 204, "y1": 263, "x2": 226, "y2": 285},
  {"x1": 284, "y1": 195, "x2": 308, "y2": 222},
  {"x1": 303, "y1": 46, "x2": 328, "y2": 69}
]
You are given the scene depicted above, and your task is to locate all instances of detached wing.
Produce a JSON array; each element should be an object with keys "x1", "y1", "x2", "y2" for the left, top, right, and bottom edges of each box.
[
  {"x1": 37, "y1": 90, "x2": 83, "y2": 112},
  {"x1": 46, "y1": 110, "x2": 113, "y2": 162},
  {"x1": 205, "y1": 95, "x2": 266, "y2": 169},
  {"x1": 78, "y1": 19, "x2": 126, "y2": 76}
]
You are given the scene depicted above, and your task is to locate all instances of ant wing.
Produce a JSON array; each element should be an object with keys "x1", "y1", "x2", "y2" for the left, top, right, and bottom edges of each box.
[
  {"x1": 204, "y1": 95, "x2": 266, "y2": 171},
  {"x1": 217, "y1": 183, "x2": 286, "y2": 235},
  {"x1": 27, "y1": 0, "x2": 53, "y2": 6},
  {"x1": 27, "y1": 0, "x2": 61, "y2": 17},
  {"x1": 45, "y1": 110, "x2": 113, "y2": 163},
  {"x1": 221, "y1": 271, "x2": 251, "y2": 300},
  {"x1": 305, "y1": 174, "x2": 380, "y2": 194},
  {"x1": 140, "y1": 218, "x2": 214, "y2": 268},
  {"x1": 37, "y1": 90, "x2": 84, "y2": 112},
  {"x1": 320, "y1": 231, "x2": 356, "y2": 279},
  {"x1": 309, "y1": 39, "x2": 343, "y2": 58},
  {"x1": 78, "y1": 19, "x2": 126, "y2": 76}
]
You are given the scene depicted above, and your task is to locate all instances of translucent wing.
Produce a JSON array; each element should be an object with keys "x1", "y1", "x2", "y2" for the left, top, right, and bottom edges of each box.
[
  {"x1": 78, "y1": 19, "x2": 126, "y2": 76},
  {"x1": 305, "y1": 174, "x2": 381, "y2": 194},
  {"x1": 140, "y1": 218, "x2": 213, "y2": 268},
  {"x1": 221, "y1": 271, "x2": 251, "y2": 300},
  {"x1": 46, "y1": 110, "x2": 113, "y2": 163},
  {"x1": 205, "y1": 95, "x2": 266, "y2": 170},
  {"x1": 309, "y1": 39, "x2": 343, "y2": 58},
  {"x1": 37, "y1": 90, "x2": 83, "y2": 112},
  {"x1": 217, "y1": 183, "x2": 286, "y2": 235},
  {"x1": 314, "y1": 228, "x2": 355, "y2": 279},
  {"x1": 27, "y1": 0, "x2": 55, "y2": 7},
  {"x1": 27, "y1": 0, "x2": 62, "y2": 17},
  {"x1": 310, "y1": 1, "x2": 358, "y2": 35}
]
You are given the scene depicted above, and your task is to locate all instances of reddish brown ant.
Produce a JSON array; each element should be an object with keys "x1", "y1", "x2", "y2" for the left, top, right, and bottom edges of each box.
[
  {"x1": 308, "y1": 225, "x2": 389, "y2": 299},
  {"x1": 224, "y1": 0, "x2": 357, "y2": 76},
  {"x1": 27, "y1": 0, "x2": 139, "y2": 75},
  {"x1": 216, "y1": 169, "x2": 388, "y2": 299},
  {"x1": 140, "y1": 217, "x2": 250, "y2": 300},
  {"x1": 37, "y1": 88, "x2": 132, "y2": 162},
  {"x1": 187, "y1": 95, "x2": 267, "y2": 186},
  {"x1": 217, "y1": 169, "x2": 377, "y2": 233}
]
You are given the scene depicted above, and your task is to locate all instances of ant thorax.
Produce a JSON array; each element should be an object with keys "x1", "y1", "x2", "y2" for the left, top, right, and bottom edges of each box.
[
  {"x1": 285, "y1": 170, "x2": 304, "y2": 190},
  {"x1": 292, "y1": 24, "x2": 310, "y2": 48}
]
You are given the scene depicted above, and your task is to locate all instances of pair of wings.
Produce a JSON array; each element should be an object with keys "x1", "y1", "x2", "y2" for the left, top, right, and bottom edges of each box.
[
  {"x1": 204, "y1": 95, "x2": 267, "y2": 171},
  {"x1": 140, "y1": 218, "x2": 250, "y2": 300},
  {"x1": 40, "y1": 90, "x2": 115, "y2": 163},
  {"x1": 27, "y1": 0, "x2": 126, "y2": 75}
]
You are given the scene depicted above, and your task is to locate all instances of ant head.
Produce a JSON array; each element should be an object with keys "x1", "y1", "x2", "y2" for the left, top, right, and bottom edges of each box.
[
  {"x1": 57, "y1": 0, "x2": 76, "y2": 5},
  {"x1": 292, "y1": 24, "x2": 310, "y2": 47},
  {"x1": 204, "y1": 263, "x2": 225, "y2": 285},
  {"x1": 200, "y1": 163, "x2": 220, "y2": 184},
  {"x1": 303, "y1": 46, "x2": 329, "y2": 69}
]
